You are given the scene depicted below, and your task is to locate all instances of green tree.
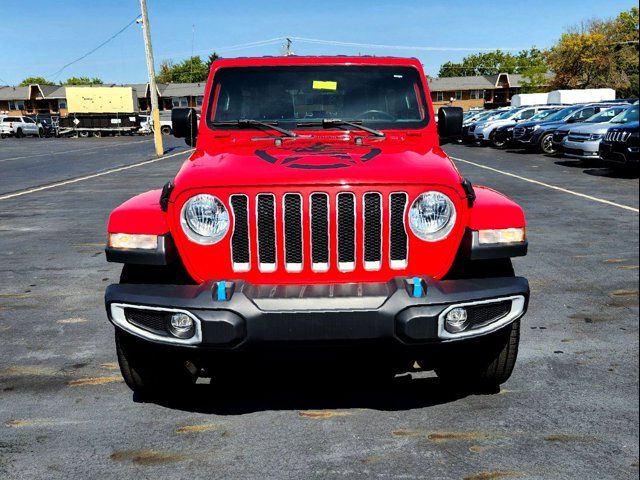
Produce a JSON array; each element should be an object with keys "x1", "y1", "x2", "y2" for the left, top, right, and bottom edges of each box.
[
  {"x1": 520, "y1": 65, "x2": 551, "y2": 93},
  {"x1": 438, "y1": 49, "x2": 548, "y2": 77},
  {"x1": 19, "y1": 76, "x2": 52, "y2": 86},
  {"x1": 64, "y1": 76, "x2": 103, "y2": 85},
  {"x1": 546, "y1": 7, "x2": 639, "y2": 97},
  {"x1": 156, "y1": 52, "x2": 219, "y2": 83}
]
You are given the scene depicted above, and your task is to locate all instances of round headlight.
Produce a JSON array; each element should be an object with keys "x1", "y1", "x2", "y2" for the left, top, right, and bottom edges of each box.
[
  {"x1": 181, "y1": 194, "x2": 229, "y2": 244},
  {"x1": 408, "y1": 191, "x2": 456, "y2": 242}
]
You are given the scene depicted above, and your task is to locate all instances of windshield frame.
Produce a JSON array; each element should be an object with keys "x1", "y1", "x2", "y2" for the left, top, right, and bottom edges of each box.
[{"x1": 205, "y1": 65, "x2": 431, "y2": 133}]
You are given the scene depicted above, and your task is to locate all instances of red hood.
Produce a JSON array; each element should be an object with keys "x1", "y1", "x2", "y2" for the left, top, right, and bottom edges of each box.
[{"x1": 172, "y1": 135, "x2": 464, "y2": 194}]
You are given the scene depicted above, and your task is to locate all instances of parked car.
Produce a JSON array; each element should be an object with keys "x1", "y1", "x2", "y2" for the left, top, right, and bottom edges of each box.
[
  {"x1": 492, "y1": 108, "x2": 562, "y2": 149},
  {"x1": 0, "y1": 115, "x2": 42, "y2": 138},
  {"x1": 559, "y1": 106, "x2": 633, "y2": 161},
  {"x1": 104, "y1": 56, "x2": 530, "y2": 396},
  {"x1": 474, "y1": 106, "x2": 551, "y2": 145},
  {"x1": 512, "y1": 103, "x2": 620, "y2": 154},
  {"x1": 598, "y1": 106, "x2": 640, "y2": 169},
  {"x1": 463, "y1": 108, "x2": 511, "y2": 143},
  {"x1": 552, "y1": 105, "x2": 630, "y2": 153}
]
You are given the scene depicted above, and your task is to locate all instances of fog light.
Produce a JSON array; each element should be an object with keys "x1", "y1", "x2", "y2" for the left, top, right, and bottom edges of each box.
[
  {"x1": 169, "y1": 313, "x2": 194, "y2": 338},
  {"x1": 445, "y1": 308, "x2": 468, "y2": 333}
]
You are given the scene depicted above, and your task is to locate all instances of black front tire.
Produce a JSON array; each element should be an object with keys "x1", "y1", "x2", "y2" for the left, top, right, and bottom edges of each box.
[
  {"x1": 435, "y1": 320, "x2": 520, "y2": 390},
  {"x1": 15, "y1": 128, "x2": 23, "y2": 138},
  {"x1": 491, "y1": 132, "x2": 507, "y2": 149},
  {"x1": 115, "y1": 330, "x2": 196, "y2": 395}
]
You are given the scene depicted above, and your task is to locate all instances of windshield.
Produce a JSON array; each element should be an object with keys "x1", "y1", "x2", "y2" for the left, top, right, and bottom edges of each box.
[
  {"x1": 539, "y1": 106, "x2": 580, "y2": 123},
  {"x1": 493, "y1": 110, "x2": 517, "y2": 120},
  {"x1": 610, "y1": 105, "x2": 639, "y2": 124},
  {"x1": 529, "y1": 109, "x2": 558, "y2": 121},
  {"x1": 208, "y1": 66, "x2": 429, "y2": 130},
  {"x1": 585, "y1": 107, "x2": 628, "y2": 123}
]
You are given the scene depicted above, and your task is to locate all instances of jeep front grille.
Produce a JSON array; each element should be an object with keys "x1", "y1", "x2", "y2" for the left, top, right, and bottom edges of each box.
[
  {"x1": 229, "y1": 191, "x2": 409, "y2": 273},
  {"x1": 604, "y1": 130, "x2": 631, "y2": 143}
]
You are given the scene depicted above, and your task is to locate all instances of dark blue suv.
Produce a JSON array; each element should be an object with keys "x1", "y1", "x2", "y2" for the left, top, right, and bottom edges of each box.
[{"x1": 512, "y1": 104, "x2": 619, "y2": 154}]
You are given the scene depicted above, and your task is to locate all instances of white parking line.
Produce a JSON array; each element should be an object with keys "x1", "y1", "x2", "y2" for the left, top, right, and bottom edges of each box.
[
  {"x1": 0, "y1": 138, "x2": 153, "y2": 163},
  {"x1": 0, "y1": 149, "x2": 194, "y2": 201},
  {"x1": 450, "y1": 156, "x2": 639, "y2": 214}
]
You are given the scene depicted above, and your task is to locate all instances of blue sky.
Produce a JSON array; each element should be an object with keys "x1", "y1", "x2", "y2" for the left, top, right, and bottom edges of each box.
[{"x1": 0, "y1": 0, "x2": 636, "y2": 85}]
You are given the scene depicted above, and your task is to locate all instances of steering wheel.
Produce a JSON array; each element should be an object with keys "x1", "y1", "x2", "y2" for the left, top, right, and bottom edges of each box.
[{"x1": 354, "y1": 110, "x2": 396, "y2": 121}]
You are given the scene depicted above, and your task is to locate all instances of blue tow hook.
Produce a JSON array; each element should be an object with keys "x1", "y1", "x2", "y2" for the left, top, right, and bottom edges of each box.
[
  {"x1": 216, "y1": 281, "x2": 227, "y2": 301},
  {"x1": 412, "y1": 277, "x2": 423, "y2": 298}
]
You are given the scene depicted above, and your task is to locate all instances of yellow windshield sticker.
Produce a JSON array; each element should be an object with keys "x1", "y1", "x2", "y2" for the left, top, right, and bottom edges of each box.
[{"x1": 313, "y1": 80, "x2": 337, "y2": 91}]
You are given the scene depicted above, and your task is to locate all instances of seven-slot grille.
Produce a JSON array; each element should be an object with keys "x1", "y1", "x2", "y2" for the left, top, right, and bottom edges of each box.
[
  {"x1": 604, "y1": 130, "x2": 631, "y2": 143},
  {"x1": 229, "y1": 191, "x2": 409, "y2": 273}
]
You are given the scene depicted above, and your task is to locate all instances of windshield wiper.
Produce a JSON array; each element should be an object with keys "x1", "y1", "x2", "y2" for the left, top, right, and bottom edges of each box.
[
  {"x1": 212, "y1": 119, "x2": 297, "y2": 137},
  {"x1": 299, "y1": 119, "x2": 385, "y2": 138}
]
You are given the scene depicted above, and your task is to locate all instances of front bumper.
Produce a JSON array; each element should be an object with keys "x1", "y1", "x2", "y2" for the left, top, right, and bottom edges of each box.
[
  {"x1": 513, "y1": 130, "x2": 541, "y2": 146},
  {"x1": 599, "y1": 143, "x2": 640, "y2": 166},
  {"x1": 562, "y1": 139, "x2": 601, "y2": 159},
  {"x1": 105, "y1": 276, "x2": 529, "y2": 350}
]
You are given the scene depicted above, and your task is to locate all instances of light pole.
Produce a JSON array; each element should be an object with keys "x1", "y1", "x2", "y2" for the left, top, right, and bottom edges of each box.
[{"x1": 139, "y1": 0, "x2": 164, "y2": 157}]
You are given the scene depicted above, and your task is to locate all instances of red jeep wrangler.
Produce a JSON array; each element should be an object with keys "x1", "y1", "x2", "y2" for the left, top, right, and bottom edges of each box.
[{"x1": 105, "y1": 56, "x2": 529, "y2": 395}]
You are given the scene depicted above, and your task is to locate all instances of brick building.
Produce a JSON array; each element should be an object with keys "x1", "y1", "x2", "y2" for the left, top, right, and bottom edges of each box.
[
  {"x1": 429, "y1": 72, "x2": 553, "y2": 111},
  {"x1": 0, "y1": 82, "x2": 206, "y2": 116}
]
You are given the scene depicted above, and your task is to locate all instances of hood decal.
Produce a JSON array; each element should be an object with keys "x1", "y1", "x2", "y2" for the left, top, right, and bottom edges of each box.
[{"x1": 255, "y1": 143, "x2": 382, "y2": 170}]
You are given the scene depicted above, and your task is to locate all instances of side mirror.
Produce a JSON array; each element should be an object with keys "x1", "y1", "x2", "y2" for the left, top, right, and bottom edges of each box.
[
  {"x1": 172, "y1": 107, "x2": 198, "y2": 146},
  {"x1": 437, "y1": 107, "x2": 464, "y2": 144}
]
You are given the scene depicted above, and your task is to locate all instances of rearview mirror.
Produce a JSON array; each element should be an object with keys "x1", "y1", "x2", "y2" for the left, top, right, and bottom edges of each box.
[
  {"x1": 172, "y1": 107, "x2": 198, "y2": 146},
  {"x1": 437, "y1": 107, "x2": 463, "y2": 145}
]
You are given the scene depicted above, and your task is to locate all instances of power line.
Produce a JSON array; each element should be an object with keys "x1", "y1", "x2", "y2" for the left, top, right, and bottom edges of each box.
[
  {"x1": 49, "y1": 15, "x2": 141, "y2": 79},
  {"x1": 288, "y1": 36, "x2": 530, "y2": 52}
]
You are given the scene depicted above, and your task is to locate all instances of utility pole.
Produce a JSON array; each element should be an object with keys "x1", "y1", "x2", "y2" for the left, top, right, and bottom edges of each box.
[
  {"x1": 284, "y1": 38, "x2": 293, "y2": 56},
  {"x1": 139, "y1": 0, "x2": 164, "y2": 157}
]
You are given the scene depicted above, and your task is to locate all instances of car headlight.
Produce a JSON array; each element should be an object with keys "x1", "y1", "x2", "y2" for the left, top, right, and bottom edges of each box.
[
  {"x1": 408, "y1": 192, "x2": 456, "y2": 242},
  {"x1": 589, "y1": 134, "x2": 603, "y2": 141},
  {"x1": 180, "y1": 194, "x2": 229, "y2": 244}
]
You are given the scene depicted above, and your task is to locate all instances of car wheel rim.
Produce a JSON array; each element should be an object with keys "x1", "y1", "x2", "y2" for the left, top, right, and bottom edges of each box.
[{"x1": 543, "y1": 136, "x2": 554, "y2": 153}]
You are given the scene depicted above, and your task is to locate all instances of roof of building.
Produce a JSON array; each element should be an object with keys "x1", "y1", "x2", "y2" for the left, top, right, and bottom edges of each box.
[
  {"x1": 429, "y1": 72, "x2": 553, "y2": 92},
  {"x1": 38, "y1": 85, "x2": 67, "y2": 99},
  {"x1": 158, "y1": 82, "x2": 206, "y2": 97},
  {"x1": 0, "y1": 86, "x2": 29, "y2": 100},
  {"x1": 0, "y1": 82, "x2": 206, "y2": 101}
]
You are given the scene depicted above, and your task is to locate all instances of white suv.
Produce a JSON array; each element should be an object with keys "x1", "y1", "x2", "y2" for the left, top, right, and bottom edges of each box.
[{"x1": 0, "y1": 116, "x2": 42, "y2": 138}]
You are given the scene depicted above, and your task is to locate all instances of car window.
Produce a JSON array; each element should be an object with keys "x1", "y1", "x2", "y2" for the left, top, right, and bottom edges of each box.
[
  {"x1": 3, "y1": 117, "x2": 21, "y2": 122},
  {"x1": 585, "y1": 107, "x2": 626, "y2": 123},
  {"x1": 518, "y1": 109, "x2": 536, "y2": 120},
  {"x1": 24, "y1": 118, "x2": 35, "y2": 124},
  {"x1": 610, "y1": 105, "x2": 639, "y2": 124},
  {"x1": 577, "y1": 107, "x2": 596, "y2": 119}
]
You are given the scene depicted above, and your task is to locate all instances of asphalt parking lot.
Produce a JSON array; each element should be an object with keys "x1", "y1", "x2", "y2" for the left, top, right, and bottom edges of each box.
[{"x1": 0, "y1": 136, "x2": 638, "y2": 479}]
